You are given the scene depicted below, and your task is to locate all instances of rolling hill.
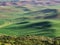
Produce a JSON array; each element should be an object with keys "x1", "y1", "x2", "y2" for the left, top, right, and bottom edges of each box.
[{"x1": 0, "y1": 6, "x2": 59, "y2": 37}]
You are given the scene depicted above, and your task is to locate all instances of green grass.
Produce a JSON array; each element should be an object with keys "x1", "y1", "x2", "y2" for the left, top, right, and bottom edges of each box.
[
  {"x1": 0, "y1": 19, "x2": 59, "y2": 37},
  {"x1": 0, "y1": 6, "x2": 59, "y2": 37}
]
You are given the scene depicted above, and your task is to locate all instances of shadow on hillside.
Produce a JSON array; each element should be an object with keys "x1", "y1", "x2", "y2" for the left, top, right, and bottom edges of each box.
[
  {"x1": 24, "y1": 21, "x2": 51, "y2": 28},
  {"x1": 43, "y1": 9, "x2": 58, "y2": 19},
  {"x1": 41, "y1": 9, "x2": 57, "y2": 13},
  {"x1": 6, "y1": 21, "x2": 55, "y2": 37},
  {"x1": 22, "y1": 21, "x2": 55, "y2": 37},
  {"x1": 15, "y1": 6, "x2": 31, "y2": 11}
]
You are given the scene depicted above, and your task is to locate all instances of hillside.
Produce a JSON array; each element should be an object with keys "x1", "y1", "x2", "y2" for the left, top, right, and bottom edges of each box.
[{"x1": 0, "y1": 6, "x2": 59, "y2": 38}]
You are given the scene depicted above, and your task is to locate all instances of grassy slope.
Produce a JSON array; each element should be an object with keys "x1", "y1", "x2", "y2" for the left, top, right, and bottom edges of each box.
[
  {"x1": 0, "y1": 19, "x2": 59, "y2": 37},
  {"x1": 0, "y1": 6, "x2": 59, "y2": 37}
]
